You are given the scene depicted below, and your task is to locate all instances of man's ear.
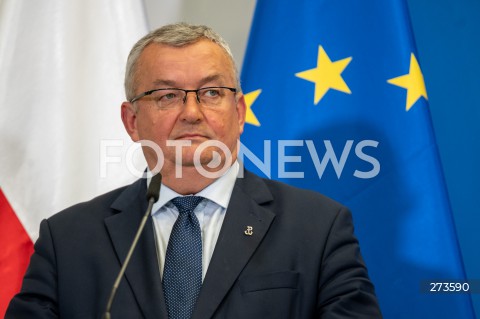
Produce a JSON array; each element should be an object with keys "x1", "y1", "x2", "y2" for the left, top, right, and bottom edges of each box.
[
  {"x1": 236, "y1": 94, "x2": 247, "y2": 135},
  {"x1": 121, "y1": 102, "x2": 140, "y2": 142}
]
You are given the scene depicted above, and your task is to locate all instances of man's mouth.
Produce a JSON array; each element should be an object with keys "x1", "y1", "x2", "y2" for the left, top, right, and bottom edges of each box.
[{"x1": 175, "y1": 133, "x2": 209, "y2": 140}]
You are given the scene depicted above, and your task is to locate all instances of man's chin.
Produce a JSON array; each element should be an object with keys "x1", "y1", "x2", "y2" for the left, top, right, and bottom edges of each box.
[
  {"x1": 180, "y1": 154, "x2": 222, "y2": 170},
  {"x1": 170, "y1": 152, "x2": 230, "y2": 176}
]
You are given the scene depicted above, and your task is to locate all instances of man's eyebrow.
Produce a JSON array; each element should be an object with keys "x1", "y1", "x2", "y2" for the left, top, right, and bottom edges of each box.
[
  {"x1": 152, "y1": 79, "x2": 177, "y2": 87},
  {"x1": 151, "y1": 74, "x2": 229, "y2": 89},
  {"x1": 198, "y1": 74, "x2": 226, "y2": 86}
]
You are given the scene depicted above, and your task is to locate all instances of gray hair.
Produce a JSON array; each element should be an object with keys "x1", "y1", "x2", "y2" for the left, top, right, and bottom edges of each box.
[{"x1": 125, "y1": 22, "x2": 241, "y2": 101}]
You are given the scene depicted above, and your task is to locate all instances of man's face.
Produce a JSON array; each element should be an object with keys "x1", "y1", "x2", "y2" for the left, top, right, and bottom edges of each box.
[{"x1": 122, "y1": 39, "x2": 246, "y2": 176}]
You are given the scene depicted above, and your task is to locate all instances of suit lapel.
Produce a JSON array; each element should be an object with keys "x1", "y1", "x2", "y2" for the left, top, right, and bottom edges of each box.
[
  {"x1": 192, "y1": 171, "x2": 275, "y2": 319},
  {"x1": 104, "y1": 179, "x2": 168, "y2": 319}
]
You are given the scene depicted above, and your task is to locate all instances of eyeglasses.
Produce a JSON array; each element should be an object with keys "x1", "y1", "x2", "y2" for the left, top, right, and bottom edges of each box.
[{"x1": 129, "y1": 86, "x2": 237, "y2": 109}]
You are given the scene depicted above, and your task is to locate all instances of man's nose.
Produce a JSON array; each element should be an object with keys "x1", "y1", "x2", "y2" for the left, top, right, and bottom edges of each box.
[
  {"x1": 182, "y1": 91, "x2": 201, "y2": 104},
  {"x1": 179, "y1": 91, "x2": 203, "y2": 122}
]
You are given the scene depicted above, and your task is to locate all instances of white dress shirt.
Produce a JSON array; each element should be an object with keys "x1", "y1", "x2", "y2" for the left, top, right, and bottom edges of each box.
[{"x1": 148, "y1": 161, "x2": 239, "y2": 280}]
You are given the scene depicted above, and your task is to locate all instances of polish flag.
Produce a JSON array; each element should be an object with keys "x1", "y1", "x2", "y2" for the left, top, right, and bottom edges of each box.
[{"x1": 0, "y1": 1, "x2": 148, "y2": 316}]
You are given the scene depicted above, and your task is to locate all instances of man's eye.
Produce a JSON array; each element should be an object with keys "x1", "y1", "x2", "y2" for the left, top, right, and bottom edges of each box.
[
  {"x1": 204, "y1": 89, "x2": 220, "y2": 97},
  {"x1": 161, "y1": 92, "x2": 178, "y2": 100}
]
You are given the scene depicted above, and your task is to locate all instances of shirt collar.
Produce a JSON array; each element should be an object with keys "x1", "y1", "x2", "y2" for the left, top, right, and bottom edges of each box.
[{"x1": 148, "y1": 161, "x2": 240, "y2": 215}]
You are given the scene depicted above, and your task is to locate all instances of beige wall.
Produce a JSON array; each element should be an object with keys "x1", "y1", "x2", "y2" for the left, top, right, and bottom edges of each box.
[{"x1": 143, "y1": 0, "x2": 256, "y2": 70}]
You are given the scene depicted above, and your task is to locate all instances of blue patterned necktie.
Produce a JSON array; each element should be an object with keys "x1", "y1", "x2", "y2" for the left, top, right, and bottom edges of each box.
[{"x1": 163, "y1": 196, "x2": 204, "y2": 319}]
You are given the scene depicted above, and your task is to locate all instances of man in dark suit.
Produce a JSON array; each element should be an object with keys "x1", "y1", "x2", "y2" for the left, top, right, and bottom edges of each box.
[{"x1": 7, "y1": 23, "x2": 381, "y2": 318}]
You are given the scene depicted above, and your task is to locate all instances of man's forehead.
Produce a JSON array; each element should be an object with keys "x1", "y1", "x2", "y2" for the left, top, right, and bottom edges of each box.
[
  {"x1": 142, "y1": 39, "x2": 227, "y2": 59},
  {"x1": 151, "y1": 74, "x2": 228, "y2": 86},
  {"x1": 137, "y1": 41, "x2": 232, "y2": 73},
  {"x1": 136, "y1": 41, "x2": 236, "y2": 87}
]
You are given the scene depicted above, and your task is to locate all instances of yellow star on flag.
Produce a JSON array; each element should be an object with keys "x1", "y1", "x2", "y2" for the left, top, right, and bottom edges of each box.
[
  {"x1": 387, "y1": 53, "x2": 428, "y2": 111},
  {"x1": 295, "y1": 45, "x2": 352, "y2": 105},
  {"x1": 243, "y1": 89, "x2": 262, "y2": 126}
]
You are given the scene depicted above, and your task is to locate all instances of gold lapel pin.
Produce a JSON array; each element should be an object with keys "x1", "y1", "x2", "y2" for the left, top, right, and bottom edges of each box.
[{"x1": 244, "y1": 226, "x2": 253, "y2": 236}]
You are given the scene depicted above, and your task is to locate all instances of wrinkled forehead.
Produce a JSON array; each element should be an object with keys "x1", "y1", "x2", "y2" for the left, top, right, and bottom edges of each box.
[{"x1": 134, "y1": 40, "x2": 237, "y2": 88}]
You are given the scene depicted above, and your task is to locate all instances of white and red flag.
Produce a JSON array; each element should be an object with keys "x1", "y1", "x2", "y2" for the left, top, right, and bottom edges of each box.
[{"x1": 0, "y1": 1, "x2": 148, "y2": 315}]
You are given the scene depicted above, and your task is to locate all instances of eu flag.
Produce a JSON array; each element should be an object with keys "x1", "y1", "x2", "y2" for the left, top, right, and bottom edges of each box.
[{"x1": 240, "y1": 0, "x2": 475, "y2": 317}]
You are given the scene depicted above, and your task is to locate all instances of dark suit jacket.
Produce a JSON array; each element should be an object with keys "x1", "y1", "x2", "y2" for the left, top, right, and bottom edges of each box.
[{"x1": 6, "y1": 170, "x2": 381, "y2": 318}]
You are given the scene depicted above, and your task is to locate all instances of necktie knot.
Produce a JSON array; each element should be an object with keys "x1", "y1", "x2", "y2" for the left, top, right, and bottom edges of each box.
[{"x1": 171, "y1": 196, "x2": 204, "y2": 215}]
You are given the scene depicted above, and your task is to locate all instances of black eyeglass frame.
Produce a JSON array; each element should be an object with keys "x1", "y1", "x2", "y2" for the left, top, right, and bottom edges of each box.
[{"x1": 129, "y1": 86, "x2": 237, "y2": 104}]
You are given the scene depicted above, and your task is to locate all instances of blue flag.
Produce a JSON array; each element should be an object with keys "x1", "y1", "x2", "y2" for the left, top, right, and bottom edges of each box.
[{"x1": 240, "y1": 0, "x2": 475, "y2": 317}]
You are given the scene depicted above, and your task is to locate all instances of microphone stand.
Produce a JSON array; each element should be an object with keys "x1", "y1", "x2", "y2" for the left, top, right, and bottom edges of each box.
[{"x1": 102, "y1": 173, "x2": 162, "y2": 319}]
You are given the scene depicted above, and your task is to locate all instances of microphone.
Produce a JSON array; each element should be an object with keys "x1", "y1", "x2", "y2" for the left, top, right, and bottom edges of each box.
[{"x1": 102, "y1": 172, "x2": 162, "y2": 319}]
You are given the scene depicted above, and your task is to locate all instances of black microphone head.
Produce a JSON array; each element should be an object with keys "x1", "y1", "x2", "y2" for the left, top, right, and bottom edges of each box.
[{"x1": 146, "y1": 173, "x2": 162, "y2": 202}]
